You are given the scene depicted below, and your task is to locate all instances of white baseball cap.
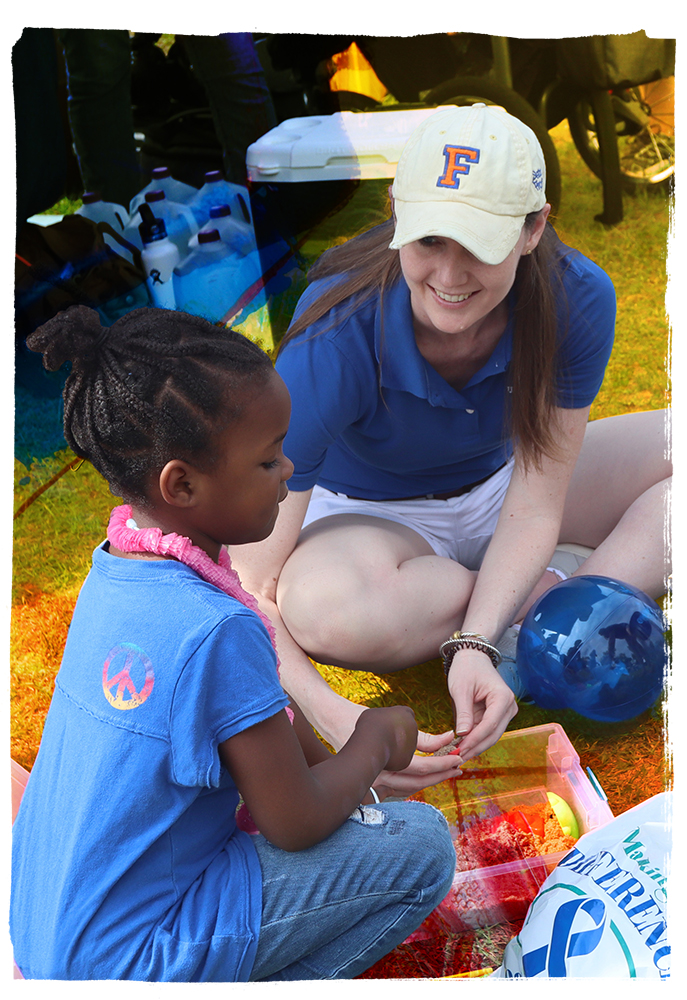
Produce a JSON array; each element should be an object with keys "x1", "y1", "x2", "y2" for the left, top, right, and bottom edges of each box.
[{"x1": 389, "y1": 104, "x2": 547, "y2": 265}]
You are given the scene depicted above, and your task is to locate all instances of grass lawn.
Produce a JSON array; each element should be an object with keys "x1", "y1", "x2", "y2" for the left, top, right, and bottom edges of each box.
[{"x1": 12, "y1": 121, "x2": 672, "y2": 819}]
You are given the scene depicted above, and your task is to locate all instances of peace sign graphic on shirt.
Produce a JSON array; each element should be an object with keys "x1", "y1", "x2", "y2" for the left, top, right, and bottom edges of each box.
[{"x1": 102, "y1": 642, "x2": 155, "y2": 710}]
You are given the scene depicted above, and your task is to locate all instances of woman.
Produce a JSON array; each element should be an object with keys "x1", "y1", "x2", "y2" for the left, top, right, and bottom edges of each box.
[{"x1": 230, "y1": 104, "x2": 670, "y2": 795}]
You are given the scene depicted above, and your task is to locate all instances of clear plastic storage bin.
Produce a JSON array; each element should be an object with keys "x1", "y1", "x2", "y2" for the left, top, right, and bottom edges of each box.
[{"x1": 412, "y1": 723, "x2": 614, "y2": 932}]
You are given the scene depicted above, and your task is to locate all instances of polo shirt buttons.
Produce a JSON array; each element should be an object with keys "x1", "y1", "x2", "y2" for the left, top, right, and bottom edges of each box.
[{"x1": 466, "y1": 409, "x2": 475, "y2": 414}]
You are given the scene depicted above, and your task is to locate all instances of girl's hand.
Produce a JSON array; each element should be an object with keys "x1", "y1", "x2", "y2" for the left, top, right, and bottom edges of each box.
[
  {"x1": 354, "y1": 705, "x2": 418, "y2": 772},
  {"x1": 445, "y1": 646, "x2": 518, "y2": 762},
  {"x1": 368, "y1": 728, "x2": 464, "y2": 799}
]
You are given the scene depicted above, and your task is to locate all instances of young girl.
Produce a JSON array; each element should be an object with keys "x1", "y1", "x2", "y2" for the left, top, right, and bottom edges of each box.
[{"x1": 11, "y1": 305, "x2": 457, "y2": 982}]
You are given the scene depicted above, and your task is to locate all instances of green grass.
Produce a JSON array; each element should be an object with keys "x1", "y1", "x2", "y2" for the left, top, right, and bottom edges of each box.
[
  {"x1": 550, "y1": 122, "x2": 670, "y2": 419},
  {"x1": 42, "y1": 195, "x2": 82, "y2": 216},
  {"x1": 13, "y1": 452, "x2": 121, "y2": 604}
]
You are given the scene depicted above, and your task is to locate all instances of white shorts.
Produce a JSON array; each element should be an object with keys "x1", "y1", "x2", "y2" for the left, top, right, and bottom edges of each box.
[{"x1": 302, "y1": 458, "x2": 515, "y2": 571}]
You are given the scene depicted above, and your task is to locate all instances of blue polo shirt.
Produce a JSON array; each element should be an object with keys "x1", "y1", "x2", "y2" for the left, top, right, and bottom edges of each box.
[{"x1": 275, "y1": 245, "x2": 615, "y2": 500}]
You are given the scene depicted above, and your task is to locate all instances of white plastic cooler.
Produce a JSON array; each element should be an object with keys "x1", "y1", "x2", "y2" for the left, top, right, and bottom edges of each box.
[{"x1": 246, "y1": 107, "x2": 453, "y2": 183}]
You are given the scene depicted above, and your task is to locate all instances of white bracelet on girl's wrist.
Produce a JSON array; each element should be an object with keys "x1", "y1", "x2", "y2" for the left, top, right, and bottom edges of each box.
[{"x1": 368, "y1": 786, "x2": 380, "y2": 804}]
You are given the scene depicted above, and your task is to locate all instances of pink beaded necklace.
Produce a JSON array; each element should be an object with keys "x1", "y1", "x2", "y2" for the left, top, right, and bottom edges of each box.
[{"x1": 107, "y1": 504, "x2": 293, "y2": 718}]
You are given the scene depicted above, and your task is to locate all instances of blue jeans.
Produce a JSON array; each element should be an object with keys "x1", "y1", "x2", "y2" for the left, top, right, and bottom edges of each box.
[
  {"x1": 57, "y1": 29, "x2": 141, "y2": 208},
  {"x1": 248, "y1": 800, "x2": 455, "y2": 981},
  {"x1": 181, "y1": 33, "x2": 277, "y2": 186}
]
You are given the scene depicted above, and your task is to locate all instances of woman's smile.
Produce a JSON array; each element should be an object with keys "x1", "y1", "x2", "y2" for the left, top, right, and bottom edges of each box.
[{"x1": 431, "y1": 286, "x2": 478, "y2": 305}]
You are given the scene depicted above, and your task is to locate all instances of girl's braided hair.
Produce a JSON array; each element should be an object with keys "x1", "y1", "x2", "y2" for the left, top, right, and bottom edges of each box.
[{"x1": 26, "y1": 306, "x2": 274, "y2": 504}]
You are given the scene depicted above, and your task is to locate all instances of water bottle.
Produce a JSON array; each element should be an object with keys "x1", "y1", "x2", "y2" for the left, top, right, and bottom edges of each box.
[
  {"x1": 186, "y1": 171, "x2": 253, "y2": 230},
  {"x1": 76, "y1": 192, "x2": 128, "y2": 231},
  {"x1": 128, "y1": 166, "x2": 198, "y2": 219},
  {"x1": 187, "y1": 204, "x2": 257, "y2": 256},
  {"x1": 76, "y1": 192, "x2": 131, "y2": 259},
  {"x1": 173, "y1": 230, "x2": 246, "y2": 322},
  {"x1": 138, "y1": 203, "x2": 181, "y2": 309},
  {"x1": 123, "y1": 190, "x2": 198, "y2": 257}
]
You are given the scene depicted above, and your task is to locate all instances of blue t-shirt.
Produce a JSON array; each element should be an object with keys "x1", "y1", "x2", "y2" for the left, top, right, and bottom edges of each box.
[
  {"x1": 11, "y1": 544, "x2": 289, "y2": 982},
  {"x1": 275, "y1": 244, "x2": 616, "y2": 500}
]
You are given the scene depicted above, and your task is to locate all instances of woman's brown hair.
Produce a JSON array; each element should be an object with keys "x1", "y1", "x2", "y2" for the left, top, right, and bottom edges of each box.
[{"x1": 278, "y1": 211, "x2": 573, "y2": 472}]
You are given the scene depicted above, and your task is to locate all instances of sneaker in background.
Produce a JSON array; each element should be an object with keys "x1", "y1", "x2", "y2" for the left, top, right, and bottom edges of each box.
[{"x1": 547, "y1": 543, "x2": 594, "y2": 580}]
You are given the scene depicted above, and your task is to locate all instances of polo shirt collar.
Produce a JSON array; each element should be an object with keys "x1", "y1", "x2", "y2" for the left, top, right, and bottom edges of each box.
[{"x1": 375, "y1": 278, "x2": 513, "y2": 404}]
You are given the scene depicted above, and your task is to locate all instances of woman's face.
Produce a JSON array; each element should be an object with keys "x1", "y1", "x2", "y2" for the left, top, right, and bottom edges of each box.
[{"x1": 398, "y1": 207, "x2": 550, "y2": 340}]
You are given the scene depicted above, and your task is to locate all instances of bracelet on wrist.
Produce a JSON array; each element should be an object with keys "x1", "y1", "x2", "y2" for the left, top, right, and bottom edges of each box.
[
  {"x1": 440, "y1": 630, "x2": 502, "y2": 677},
  {"x1": 368, "y1": 786, "x2": 381, "y2": 804}
]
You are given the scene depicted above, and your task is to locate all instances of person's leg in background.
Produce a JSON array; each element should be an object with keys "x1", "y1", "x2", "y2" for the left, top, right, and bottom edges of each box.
[
  {"x1": 248, "y1": 800, "x2": 455, "y2": 981},
  {"x1": 180, "y1": 33, "x2": 277, "y2": 186},
  {"x1": 57, "y1": 28, "x2": 142, "y2": 208},
  {"x1": 13, "y1": 28, "x2": 72, "y2": 232}
]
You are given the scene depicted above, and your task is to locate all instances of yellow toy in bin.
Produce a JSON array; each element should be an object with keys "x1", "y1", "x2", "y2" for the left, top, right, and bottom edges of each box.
[{"x1": 547, "y1": 791, "x2": 580, "y2": 839}]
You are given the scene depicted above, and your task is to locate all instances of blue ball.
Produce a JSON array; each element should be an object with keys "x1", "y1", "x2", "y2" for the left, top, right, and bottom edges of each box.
[{"x1": 517, "y1": 575, "x2": 666, "y2": 722}]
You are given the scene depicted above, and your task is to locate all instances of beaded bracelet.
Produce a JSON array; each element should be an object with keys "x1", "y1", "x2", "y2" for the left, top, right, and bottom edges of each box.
[{"x1": 440, "y1": 630, "x2": 502, "y2": 677}]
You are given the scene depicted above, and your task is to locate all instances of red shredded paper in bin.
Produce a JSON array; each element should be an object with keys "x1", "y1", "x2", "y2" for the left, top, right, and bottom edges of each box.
[{"x1": 357, "y1": 800, "x2": 576, "y2": 978}]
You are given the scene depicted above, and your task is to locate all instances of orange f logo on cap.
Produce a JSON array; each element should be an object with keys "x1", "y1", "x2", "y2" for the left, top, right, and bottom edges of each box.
[{"x1": 437, "y1": 144, "x2": 480, "y2": 189}]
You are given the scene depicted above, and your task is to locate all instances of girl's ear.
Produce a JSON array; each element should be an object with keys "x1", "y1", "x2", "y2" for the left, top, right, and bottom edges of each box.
[{"x1": 158, "y1": 460, "x2": 200, "y2": 508}]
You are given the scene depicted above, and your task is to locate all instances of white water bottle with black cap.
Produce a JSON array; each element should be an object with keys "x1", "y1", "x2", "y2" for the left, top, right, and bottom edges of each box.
[
  {"x1": 138, "y1": 203, "x2": 181, "y2": 309},
  {"x1": 123, "y1": 190, "x2": 198, "y2": 255}
]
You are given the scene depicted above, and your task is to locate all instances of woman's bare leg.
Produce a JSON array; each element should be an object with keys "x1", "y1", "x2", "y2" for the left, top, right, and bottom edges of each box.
[
  {"x1": 277, "y1": 513, "x2": 476, "y2": 672},
  {"x1": 277, "y1": 410, "x2": 670, "y2": 673},
  {"x1": 559, "y1": 409, "x2": 671, "y2": 597}
]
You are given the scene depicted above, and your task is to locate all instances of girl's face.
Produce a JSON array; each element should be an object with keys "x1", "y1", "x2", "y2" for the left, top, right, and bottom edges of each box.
[
  {"x1": 398, "y1": 208, "x2": 549, "y2": 341},
  {"x1": 187, "y1": 370, "x2": 294, "y2": 553}
]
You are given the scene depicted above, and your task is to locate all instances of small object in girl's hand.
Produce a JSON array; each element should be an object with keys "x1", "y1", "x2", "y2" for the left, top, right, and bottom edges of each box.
[{"x1": 433, "y1": 736, "x2": 462, "y2": 757}]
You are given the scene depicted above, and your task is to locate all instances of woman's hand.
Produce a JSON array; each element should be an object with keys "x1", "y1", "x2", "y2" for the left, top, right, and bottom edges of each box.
[{"x1": 445, "y1": 647, "x2": 518, "y2": 762}]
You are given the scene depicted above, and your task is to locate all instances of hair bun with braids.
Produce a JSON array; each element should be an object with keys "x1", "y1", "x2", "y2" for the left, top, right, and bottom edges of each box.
[
  {"x1": 24, "y1": 304, "x2": 274, "y2": 504},
  {"x1": 26, "y1": 304, "x2": 110, "y2": 372}
]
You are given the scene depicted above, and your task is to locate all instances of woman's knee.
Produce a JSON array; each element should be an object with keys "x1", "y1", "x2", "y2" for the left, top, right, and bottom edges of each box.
[
  {"x1": 277, "y1": 563, "x2": 408, "y2": 666},
  {"x1": 581, "y1": 409, "x2": 671, "y2": 484},
  {"x1": 563, "y1": 410, "x2": 672, "y2": 543}
]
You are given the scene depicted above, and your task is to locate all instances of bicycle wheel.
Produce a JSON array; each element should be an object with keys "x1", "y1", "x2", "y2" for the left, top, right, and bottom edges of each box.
[
  {"x1": 568, "y1": 80, "x2": 674, "y2": 191},
  {"x1": 422, "y1": 75, "x2": 562, "y2": 216}
]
